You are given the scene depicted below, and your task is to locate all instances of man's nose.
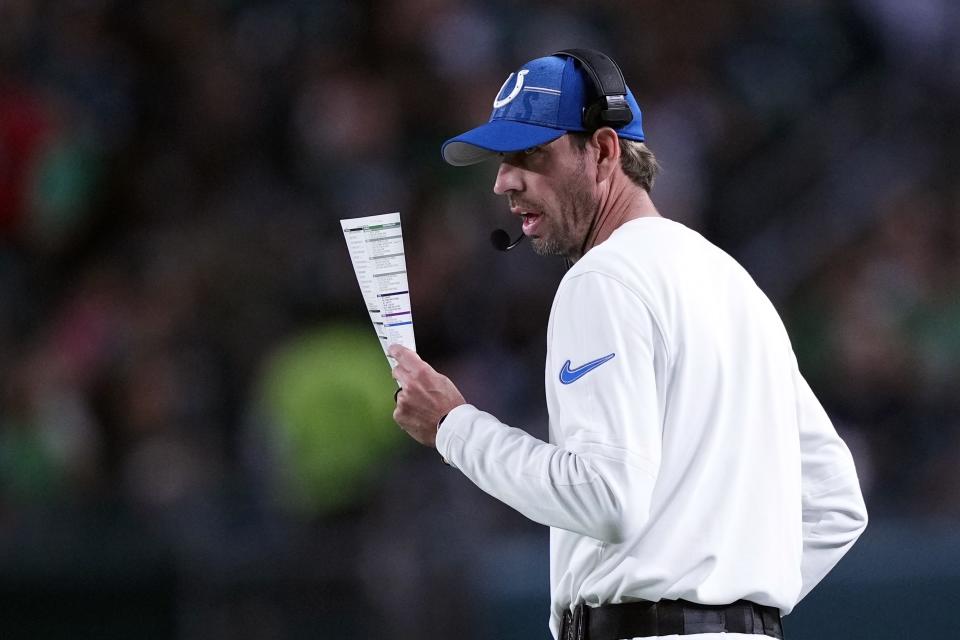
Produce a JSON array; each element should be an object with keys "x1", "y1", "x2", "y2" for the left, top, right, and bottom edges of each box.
[{"x1": 493, "y1": 160, "x2": 522, "y2": 195}]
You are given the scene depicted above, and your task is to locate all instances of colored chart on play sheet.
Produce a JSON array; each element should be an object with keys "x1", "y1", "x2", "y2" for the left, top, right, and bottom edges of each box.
[{"x1": 340, "y1": 212, "x2": 416, "y2": 373}]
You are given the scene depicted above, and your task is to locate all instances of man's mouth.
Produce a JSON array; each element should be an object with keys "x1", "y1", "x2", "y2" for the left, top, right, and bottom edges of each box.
[
  {"x1": 512, "y1": 203, "x2": 544, "y2": 236},
  {"x1": 520, "y1": 211, "x2": 542, "y2": 235}
]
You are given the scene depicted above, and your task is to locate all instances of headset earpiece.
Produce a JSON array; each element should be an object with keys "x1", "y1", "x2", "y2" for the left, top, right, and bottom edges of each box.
[
  {"x1": 582, "y1": 102, "x2": 602, "y2": 131},
  {"x1": 553, "y1": 48, "x2": 633, "y2": 131}
]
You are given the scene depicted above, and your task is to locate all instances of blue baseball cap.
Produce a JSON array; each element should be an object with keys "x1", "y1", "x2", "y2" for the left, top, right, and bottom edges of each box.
[{"x1": 442, "y1": 53, "x2": 646, "y2": 166}]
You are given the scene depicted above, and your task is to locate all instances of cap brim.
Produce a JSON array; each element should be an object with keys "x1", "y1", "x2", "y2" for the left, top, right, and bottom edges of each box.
[{"x1": 441, "y1": 120, "x2": 566, "y2": 166}]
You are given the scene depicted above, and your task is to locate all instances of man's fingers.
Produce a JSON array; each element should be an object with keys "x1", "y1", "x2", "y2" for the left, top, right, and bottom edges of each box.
[
  {"x1": 387, "y1": 344, "x2": 410, "y2": 361},
  {"x1": 388, "y1": 344, "x2": 424, "y2": 370}
]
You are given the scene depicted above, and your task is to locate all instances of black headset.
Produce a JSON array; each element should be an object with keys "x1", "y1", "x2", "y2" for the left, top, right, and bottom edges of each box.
[{"x1": 553, "y1": 48, "x2": 634, "y2": 131}]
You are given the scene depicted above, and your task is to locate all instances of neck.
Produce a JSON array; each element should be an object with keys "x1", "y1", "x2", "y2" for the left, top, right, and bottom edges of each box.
[{"x1": 575, "y1": 178, "x2": 660, "y2": 261}]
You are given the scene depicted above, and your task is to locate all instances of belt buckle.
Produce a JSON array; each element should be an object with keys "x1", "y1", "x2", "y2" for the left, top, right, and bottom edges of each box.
[
  {"x1": 569, "y1": 603, "x2": 588, "y2": 640},
  {"x1": 561, "y1": 604, "x2": 588, "y2": 640}
]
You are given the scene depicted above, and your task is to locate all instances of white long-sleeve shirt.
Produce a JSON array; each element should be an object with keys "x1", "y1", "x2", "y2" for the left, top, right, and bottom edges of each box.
[{"x1": 436, "y1": 217, "x2": 867, "y2": 638}]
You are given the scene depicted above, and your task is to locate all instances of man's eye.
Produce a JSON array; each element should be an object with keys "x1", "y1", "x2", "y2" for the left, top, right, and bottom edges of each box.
[{"x1": 523, "y1": 146, "x2": 540, "y2": 155}]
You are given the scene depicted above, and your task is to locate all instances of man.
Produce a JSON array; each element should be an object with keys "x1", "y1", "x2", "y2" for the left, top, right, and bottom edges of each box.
[{"x1": 389, "y1": 49, "x2": 867, "y2": 640}]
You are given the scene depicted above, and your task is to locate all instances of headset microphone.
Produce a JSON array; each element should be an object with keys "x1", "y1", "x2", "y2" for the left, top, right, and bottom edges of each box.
[{"x1": 491, "y1": 228, "x2": 524, "y2": 251}]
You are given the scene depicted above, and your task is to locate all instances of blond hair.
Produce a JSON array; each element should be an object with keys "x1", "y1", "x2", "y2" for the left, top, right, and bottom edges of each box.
[
  {"x1": 618, "y1": 139, "x2": 660, "y2": 192},
  {"x1": 571, "y1": 134, "x2": 660, "y2": 192}
]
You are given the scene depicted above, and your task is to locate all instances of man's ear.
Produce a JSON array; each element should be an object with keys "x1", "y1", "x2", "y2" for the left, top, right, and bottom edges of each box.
[{"x1": 592, "y1": 127, "x2": 621, "y2": 183}]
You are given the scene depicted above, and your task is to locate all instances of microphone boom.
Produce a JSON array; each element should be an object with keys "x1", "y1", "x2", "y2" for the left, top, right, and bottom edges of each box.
[{"x1": 491, "y1": 229, "x2": 524, "y2": 251}]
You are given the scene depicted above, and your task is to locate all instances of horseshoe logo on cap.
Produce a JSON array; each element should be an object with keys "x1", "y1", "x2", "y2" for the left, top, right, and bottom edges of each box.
[{"x1": 493, "y1": 69, "x2": 530, "y2": 108}]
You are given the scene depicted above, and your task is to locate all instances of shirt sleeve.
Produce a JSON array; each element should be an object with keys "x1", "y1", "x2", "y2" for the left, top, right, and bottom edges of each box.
[
  {"x1": 794, "y1": 366, "x2": 868, "y2": 600},
  {"x1": 436, "y1": 271, "x2": 663, "y2": 543}
]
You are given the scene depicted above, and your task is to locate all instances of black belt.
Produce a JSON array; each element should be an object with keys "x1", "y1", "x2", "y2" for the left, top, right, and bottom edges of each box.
[{"x1": 559, "y1": 599, "x2": 784, "y2": 640}]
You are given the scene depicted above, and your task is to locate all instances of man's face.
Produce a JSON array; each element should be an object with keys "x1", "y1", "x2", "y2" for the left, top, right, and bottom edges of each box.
[{"x1": 493, "y1": 134, "x2": 598, "y2": 259}]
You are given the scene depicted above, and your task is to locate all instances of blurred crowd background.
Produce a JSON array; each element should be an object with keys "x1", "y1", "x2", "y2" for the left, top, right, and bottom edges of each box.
[{"x1": 1, "y1": 0, "x2": 959, "y2": 638}]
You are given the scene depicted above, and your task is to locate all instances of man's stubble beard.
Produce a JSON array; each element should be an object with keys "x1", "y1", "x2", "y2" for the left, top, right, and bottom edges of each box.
[{"x1": 531, "y1": 155, "x2": 597, "y2": 259}]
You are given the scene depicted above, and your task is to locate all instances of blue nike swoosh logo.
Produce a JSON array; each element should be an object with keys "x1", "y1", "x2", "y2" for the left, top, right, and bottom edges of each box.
[{"x1": 559, "y1": 353, "x2": 616, "y2": 385}]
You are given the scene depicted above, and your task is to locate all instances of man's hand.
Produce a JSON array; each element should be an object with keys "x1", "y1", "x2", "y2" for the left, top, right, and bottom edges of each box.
[{"x1": 389, "y1": 344, "x2": 466, "y2": 448}]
